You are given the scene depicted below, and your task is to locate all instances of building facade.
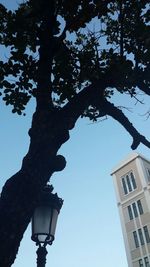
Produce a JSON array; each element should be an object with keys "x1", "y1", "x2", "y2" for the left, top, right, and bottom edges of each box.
[{"x1": 111, "y1": 152, "x2": 150, "y2": 267}]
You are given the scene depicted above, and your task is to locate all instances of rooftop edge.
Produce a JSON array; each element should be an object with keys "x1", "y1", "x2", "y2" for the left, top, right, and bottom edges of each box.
[{"x1": 111, "y1": 152, "x2": 150, "y2": 175}]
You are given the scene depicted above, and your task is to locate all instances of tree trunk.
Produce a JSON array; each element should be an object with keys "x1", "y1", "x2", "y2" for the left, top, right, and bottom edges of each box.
[
  {"x1": 0, "y1": 3, "x2": 71, "y2": 265},
  {"x1": 0, "y1": 108, "x2": 70, "y2": 267}
]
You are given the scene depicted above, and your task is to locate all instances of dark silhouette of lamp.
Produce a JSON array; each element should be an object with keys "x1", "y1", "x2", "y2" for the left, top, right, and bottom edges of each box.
[{"x1": 31, "y1": 185, "x2": 63, "y2": 267}]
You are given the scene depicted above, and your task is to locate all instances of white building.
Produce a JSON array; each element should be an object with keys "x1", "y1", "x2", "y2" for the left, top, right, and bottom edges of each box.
[{"x1": 111, "y1": 152, "x2": 150, "y2": 267}]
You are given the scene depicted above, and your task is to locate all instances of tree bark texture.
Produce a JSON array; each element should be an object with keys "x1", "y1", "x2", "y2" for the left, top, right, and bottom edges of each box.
[
  {"x1": 0, "y1": 3, "x2": 70, "y2": 263},
  {"x1": 0, "y1": 107, "x2": 70, "y2": 267}
]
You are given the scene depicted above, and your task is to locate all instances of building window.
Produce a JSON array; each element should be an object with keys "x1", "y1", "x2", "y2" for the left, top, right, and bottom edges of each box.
[
  {"x1": 132, "y1": 203, "x2": 138, "y2": 218},
  {"x1": 128, "y1": 200, "x2": 144, "y2": 221},
  {"x1": 143, "y1": 226, "x2": 150, "y2": 243},
  {"x1": 133, "y1": 227, "x2": 150, "y2": 248},
  {"x1": 144, "y1": 257, "x2": 150, "y2": 267},
  {"x1": 126, "y1": 174, "x2": 132, "y2": 192},
  {"x1": 133, "y1": 231, "x2": 139, "y2": 248},
  {"x1": 147, "y1": 169, "x2": 150, "y2": 183},
  {"x1": 121, "y1": 172, "x2": 137, "y2": 195},
  {"x1": 122, "y1": 177, "x2": 128, "y2": 194},
  {"x1": 128, "y1": 205, "x2": 133, "y2": 220},
  {"x1": 130, "y1": 172, "x2": 137, "y2": 189},
  {"x1": 138, "y1": 229, "x2": 145, "y2": 246},
  {"x1": 139, "y1": 259, "x2": 144, "y2": 267},
  {"x1": 137, "y1": 200, "x2": 143, "y2": 215}
]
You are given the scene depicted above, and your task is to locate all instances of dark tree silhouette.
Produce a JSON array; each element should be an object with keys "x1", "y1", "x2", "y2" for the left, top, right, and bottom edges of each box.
[{"x1": 0, "y1": 1, "x2": 150, "y2": 266}]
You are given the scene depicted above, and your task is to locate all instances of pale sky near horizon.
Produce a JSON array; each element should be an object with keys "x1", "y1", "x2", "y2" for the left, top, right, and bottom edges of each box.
[{"x1": 0, "y1": 1, "x2": 150, "y2": 267}]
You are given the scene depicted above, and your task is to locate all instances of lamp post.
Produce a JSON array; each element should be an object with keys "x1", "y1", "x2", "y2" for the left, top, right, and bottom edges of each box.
[{"x1": 31, "y1": 185, "x2": 63, "y2": 267}]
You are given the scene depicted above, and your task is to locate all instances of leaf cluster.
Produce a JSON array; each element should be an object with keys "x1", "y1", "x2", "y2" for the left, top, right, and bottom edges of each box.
[{"x1": 0, "y1": 0, "x2": 150, "y2": 119}]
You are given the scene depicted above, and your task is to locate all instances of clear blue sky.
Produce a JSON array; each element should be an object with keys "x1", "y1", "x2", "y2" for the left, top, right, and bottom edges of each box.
[{"x1": 0, "y1": 1, "x2": 150, "y2": 267}]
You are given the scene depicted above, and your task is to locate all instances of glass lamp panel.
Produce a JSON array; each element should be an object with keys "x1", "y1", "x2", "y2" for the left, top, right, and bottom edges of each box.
[
  {"x1": 33, "y1": 205, "x2": 52, "y2": 242},
  {"x1": 38, "y1": 234, "x2": 47, "y2": 243},
  {"x1": 50, "y1": 209, "x2": 59, "y2": 237}
]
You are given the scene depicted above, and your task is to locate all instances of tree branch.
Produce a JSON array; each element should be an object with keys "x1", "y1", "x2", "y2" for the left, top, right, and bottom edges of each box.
[
  {"x1": 119, "y1": 0, "x2": 124, "y2": 59},
  {"x1": 137, "y1": 80, "x2": 150, "y2": 96},
  {"x1": 62, "y1": 79, "x2": 150, "y2": 150},
  {"x1": 101, "y1": 99, "x2": 150, "y2": 149},
  {"x1": 62, "y1": 81, "x2": 105, "y2": 129},
  {"x1": 36, "y1": 1, "x2": 56, "y2": 110}
]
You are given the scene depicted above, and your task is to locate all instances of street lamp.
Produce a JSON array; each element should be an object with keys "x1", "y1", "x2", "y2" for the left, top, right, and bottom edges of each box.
[{"x1": 31, "y1": 185, "x2": 63, "y2": 267}]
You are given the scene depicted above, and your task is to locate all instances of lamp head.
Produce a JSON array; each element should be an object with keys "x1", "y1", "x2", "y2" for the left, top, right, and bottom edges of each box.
[{"x1": 31, "y1": 185, "x2": 63, "y2": 246}]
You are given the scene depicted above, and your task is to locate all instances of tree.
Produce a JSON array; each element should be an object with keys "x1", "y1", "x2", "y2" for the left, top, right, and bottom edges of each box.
[{"x1": 0, "y1": 1, "x2": 150, "y2": 266}]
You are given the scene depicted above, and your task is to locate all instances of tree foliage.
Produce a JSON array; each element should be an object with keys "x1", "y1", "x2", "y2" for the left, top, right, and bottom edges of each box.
[
  {"x1": 0, "y1": 1, "x2": 150, "y2": 266},
  {"x1": 0, "y1": 1, "x2": 149, "y2": 114}
]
